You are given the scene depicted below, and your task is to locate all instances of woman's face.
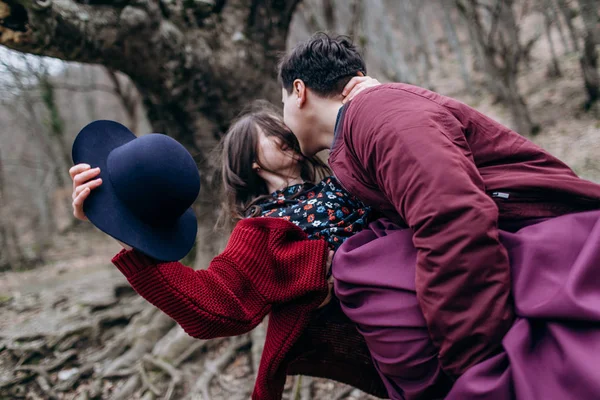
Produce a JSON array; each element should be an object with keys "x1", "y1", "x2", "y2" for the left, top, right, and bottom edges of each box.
[{"x1": 254, "y1": 125, "x2": 303, "y2": 174}]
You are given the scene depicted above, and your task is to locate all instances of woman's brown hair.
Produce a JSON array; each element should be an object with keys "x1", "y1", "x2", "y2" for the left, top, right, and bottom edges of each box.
[{"x1": 219, "y1": 100, "x2": 330, "y2": 229}]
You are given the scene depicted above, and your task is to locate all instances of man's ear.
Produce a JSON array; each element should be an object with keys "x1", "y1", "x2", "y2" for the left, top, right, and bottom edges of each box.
[
  {"x1": 357, "y1": 71, "x2": 365, "y2": 77},
  {"x1": 293, "y1": 79, "x2": 307, "y2": 108}
]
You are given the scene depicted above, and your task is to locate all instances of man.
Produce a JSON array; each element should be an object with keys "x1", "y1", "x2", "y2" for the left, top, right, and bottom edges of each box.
[{"x1": 279, "y1": 33, "x2": 600, "y2": 379}]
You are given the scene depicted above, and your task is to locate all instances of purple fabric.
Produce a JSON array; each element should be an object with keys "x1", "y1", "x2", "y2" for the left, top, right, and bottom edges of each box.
[{"x1": 333, "y1": 210, "x2": 600, "y2": 400}]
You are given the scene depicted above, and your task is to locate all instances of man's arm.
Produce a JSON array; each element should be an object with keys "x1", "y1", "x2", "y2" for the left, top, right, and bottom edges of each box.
[{"x1": 367, "y1": 119, "x2": 514, "y2": 378}]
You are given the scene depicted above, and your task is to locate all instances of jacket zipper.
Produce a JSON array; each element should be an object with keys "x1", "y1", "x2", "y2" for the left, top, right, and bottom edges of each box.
[{"x1": 490, "y1": 190, "x2": 599, "y2": 205}]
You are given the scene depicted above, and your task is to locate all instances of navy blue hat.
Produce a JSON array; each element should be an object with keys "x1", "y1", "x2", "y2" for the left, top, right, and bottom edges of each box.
[{"x1": 71, "y1": 120, "x2": 200, "y2": 261}]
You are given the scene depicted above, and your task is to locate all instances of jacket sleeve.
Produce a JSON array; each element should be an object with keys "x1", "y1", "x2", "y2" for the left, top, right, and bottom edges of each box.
[{"x1": 362, "y1": 118, "x2": 514, "y2": 377}]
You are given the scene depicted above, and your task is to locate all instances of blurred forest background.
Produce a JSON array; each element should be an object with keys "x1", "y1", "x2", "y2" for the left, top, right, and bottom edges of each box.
[{"x1": 0, "y1": 0, "x2": 599, "y2": 399}]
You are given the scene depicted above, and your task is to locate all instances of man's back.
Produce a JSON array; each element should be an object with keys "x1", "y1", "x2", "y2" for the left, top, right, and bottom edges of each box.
[
  {"x1": 329, "y1": 83, "x2": 600, "y2": 377},
  {"x1": 331, "y1": 83, "x2": 600, "y2": 223}
]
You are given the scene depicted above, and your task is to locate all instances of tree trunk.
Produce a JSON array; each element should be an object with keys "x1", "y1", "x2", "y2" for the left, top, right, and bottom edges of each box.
[
  {"x1": 39, "y1": 74, "x2": 73, "y2": 181},
  {"x1": 0, "y1": 151, "x2": 27, "y2": 270},
  {"x1": 323, "y1": 0, "x2": 336, "y2": 31},
  {"x1": 440, "y1": 1, "x2": 472, "y2": 93},
  {"x1": 579, "y1": 34, "x2": 600, "y2": 110},
  {"x1": 466, "y1": 15, "x2": 485, "y2": 73},
  {"x1": 504, "y1": 77, "x2": 536, "y2": 135},
  {"x1": 393, "y1": 0, "x2": 427, "y2": 87},
  {"x1": 577, "y1": 0, "x2": 599, "y2": 45},
  {"x1": 555, "y1": 0, "x2": 580, "y2": 52},
  {"x1": 455, "y1": 0, "x2": 538, "y2": 134},
  {"x1": 542, "y1": 3, "x2": 562, "y2": 78},
  {"x1": 406, "y1": 2, "x2": 434, "y2": 75},
  {"x1": 0, "y1": 0, "x2": 303, "y2": 265},
  {"x1": 577, "y1": 0, "x2": 600, "y2": 110},
  {"x1": 549, "y1": 0, "x2": 572, "y2": 53},
  {"x1": 421, "y1": 4, "x2": 442, "y2": 69},
  {"x1": 376, "y1": 0, "x2": 416, "y2": 84},
  {"x1": 348, "y1": 0, "x2": 367, "y2": 54},
  {"x1": 32, "y1": 164, "x2": 53, "y2": 261}
]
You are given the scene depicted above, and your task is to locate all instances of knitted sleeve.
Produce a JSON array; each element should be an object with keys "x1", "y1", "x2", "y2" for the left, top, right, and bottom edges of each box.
[
  {"x1": 112, "y1": 248, "x2": 269, "y2": 339},
  {"x1": 224, "y1": 218, "x2": 330, "y2": 305},
  {"x1": 111, "y1": 217, "x2": 329, "y2": 339}
]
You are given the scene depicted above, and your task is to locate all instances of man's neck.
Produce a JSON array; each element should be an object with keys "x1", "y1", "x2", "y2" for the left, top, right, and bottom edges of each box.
[{"x1": 311, "y1": 98, "x2": 343, "y2": 151}]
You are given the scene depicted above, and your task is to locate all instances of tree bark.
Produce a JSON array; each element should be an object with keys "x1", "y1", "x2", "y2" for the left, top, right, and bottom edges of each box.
[
  {"x1": 323, "y1": 0, "x2": 336, "y2": 31},
  {"x1": 0, "y1": 0, "x2": 302, "y2": 263},
  {"x1": 577, "y1": 0, "x2": 599, "y2": 45},
  {"x1": 577, "y1": 0, "x2": 600, "y2": 109},
  {"x1": 348, "y1": 0, "x2": 366, "y2": 54},
  {"x1": 39, "y1": 74, "x2": 73, "y2": 178},
  {"x1": 440, "y1": 0, "x2": 472, "y2": 93},
  {"x1": 455, "y1": 0, "x2": 538, "y2": 134},
  {"x1": 555, "y1": 0, "x2": 580, "y2": 52},
  {"x1": 391, "y1": 0, "x2": 427, "y2": 87},
  {"x1": 549, "y1": 0, "x2": 571, "y2": 53},
  {"x1": 542, "y1": 2, "x2": 562, "y2": 78},
  {"x1": 375, "y1": 0, "x2": 416, "y2": 84},
  {"x1": 422, "y1": 4, "x2": 443, "y2": 69},
  {"x1": 0, "y1": 151, "x2": 27, "y2": 270}
]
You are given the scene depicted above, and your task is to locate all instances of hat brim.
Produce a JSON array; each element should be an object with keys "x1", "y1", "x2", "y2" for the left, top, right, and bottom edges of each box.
[{"x1": 72, "y1": 120, "x2": 197, "y2": 262}]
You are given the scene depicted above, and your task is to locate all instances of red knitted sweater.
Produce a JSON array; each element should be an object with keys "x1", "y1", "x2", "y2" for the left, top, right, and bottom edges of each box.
[{"x1": 111, "y1": 217, "x2": 329, "y2": 399}]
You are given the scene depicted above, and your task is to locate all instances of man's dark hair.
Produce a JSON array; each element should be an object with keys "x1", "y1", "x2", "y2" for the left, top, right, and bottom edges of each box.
[{"x1": 279, "y1": 32, "x2": 366, "y2": 98}]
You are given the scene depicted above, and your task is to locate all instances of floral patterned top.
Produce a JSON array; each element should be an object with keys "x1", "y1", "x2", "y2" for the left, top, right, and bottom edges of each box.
[{"x1": 253, "y1": 176, "x2": 371, "y2": 251}]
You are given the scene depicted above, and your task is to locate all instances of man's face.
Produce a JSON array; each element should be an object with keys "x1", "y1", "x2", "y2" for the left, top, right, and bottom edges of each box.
[{"x1": 281, "y1": 87, "x2": 315, "y2": 157}]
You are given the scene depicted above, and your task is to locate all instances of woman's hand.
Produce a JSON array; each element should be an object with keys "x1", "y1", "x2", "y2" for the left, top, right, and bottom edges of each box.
[
  {"x1": 70, "y1": 163, "x2": 102, "y2": 221},
  {"x1": 318, "y1": 250, "x2": 335, "y2": 309},
  {"x1": 69, "y1": 163, "x2": 132, "y2": 250},
  {"x1": 341, "y1": 75, "x2": 381, "y2": 104}
]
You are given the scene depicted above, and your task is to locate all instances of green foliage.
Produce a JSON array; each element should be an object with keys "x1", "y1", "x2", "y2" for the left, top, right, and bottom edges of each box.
[{"x1": 39, "y1": 75, "x2": 64, "y2": 138}]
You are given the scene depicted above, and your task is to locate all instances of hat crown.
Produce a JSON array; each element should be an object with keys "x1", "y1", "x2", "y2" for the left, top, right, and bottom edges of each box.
[{"x1": 106, "y1": 134, "x2": 200, "y2": 224}]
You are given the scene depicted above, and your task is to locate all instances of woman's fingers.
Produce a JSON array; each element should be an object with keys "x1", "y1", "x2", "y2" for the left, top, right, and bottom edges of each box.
[
  {"x1": 73, "y1": 167, "x2": 101, "y2": 187},
  {"x1": 341, "y1": 76, "x2": 369, "y2": 97},
  {"x1": 73, "y1": 178, "x2": 103, "y2": 198},
  {"x1": 318, "y1": 251, "x2": 335, "y2": 309},
  {"x1": 325, "y1": 250, "x2": 334, "y2": 277},
  {"x1": 71, "y1": 164, "x2": 90, "y2": 194},
  {"x1": 72, "y1": 187, "x2": 91, "y2": 221},
  {"x1": 343, "y1": 76, "x2": 381, "y2": 104},
  {"x1": 69, "y1": 163, "x2": 91, "y2": 180},
  {"x1": 70, "y1": 163, "x2": 101, "y2": 220}
]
